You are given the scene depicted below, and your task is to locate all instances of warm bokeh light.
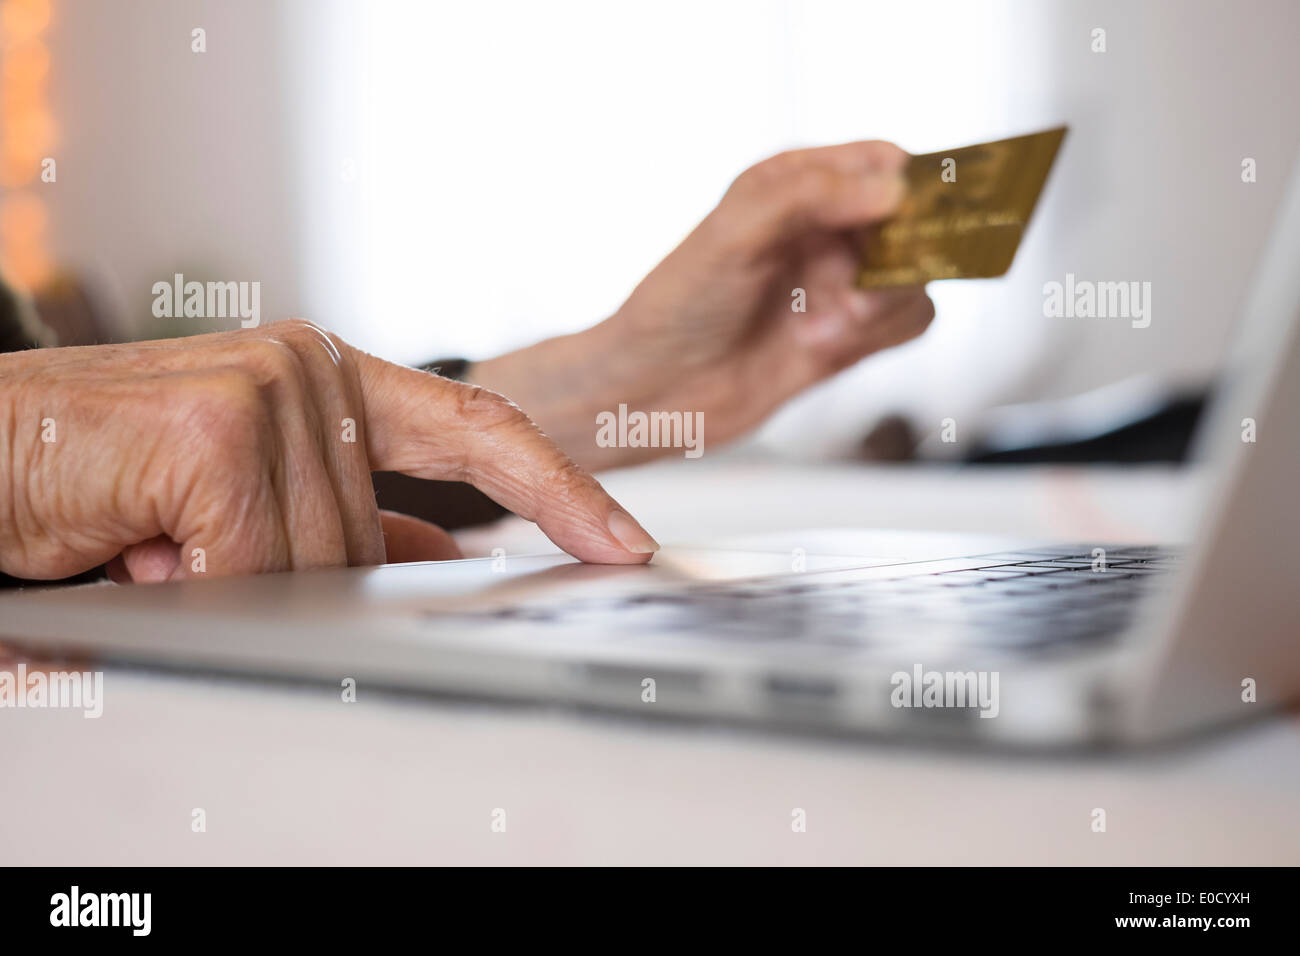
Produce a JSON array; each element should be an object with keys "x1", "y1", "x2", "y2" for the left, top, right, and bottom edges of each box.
[
  {"x1": 0, "y1": 0, "x2": 54, "y2": 288},
  {"x1": 0, "y1": 190, "x2": 47, "y2": 235},
  {"x1": 0, "y1": 0, "x2": 51, "y2": 42},
  {"x1": 1, "y1": 35, "x2": 47, "y2": 82}
]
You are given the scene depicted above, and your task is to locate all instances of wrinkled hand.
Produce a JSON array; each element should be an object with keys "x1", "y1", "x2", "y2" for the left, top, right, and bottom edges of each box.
[
  {"x1": 0, "y1": 320, "x2": 659, "y2": 582},
  {"x1": 473, "y1": 140, "x2": 935, "y2": 467}
]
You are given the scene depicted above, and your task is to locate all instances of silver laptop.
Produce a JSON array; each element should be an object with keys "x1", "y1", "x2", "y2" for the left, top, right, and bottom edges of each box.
[{"x1": 4, "y1": 157, "x2": 1299, "y2": 748}]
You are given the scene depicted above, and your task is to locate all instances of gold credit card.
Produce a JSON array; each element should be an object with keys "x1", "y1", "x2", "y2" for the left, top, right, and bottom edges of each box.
[{"x1": 857, "y1": 125, "x2": 1067, "y2": 288}]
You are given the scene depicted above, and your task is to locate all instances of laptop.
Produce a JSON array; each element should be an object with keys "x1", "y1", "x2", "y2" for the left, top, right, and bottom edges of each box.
[{"x1": 3, "y1": 157, "x2": 1299, "y2": 749}]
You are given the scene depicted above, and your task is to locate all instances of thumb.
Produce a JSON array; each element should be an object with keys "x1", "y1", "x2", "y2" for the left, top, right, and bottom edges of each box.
[
  {"x1": 108, "y1": 535, "x2": 183, "y2": 583},
  {"x1": 379, "y1": 510, "x2": 463, "y2": 563}
]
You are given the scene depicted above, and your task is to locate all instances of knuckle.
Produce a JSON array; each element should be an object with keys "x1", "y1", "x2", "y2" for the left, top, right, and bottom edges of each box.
[
  {"x1": 860, "y1": 139, "x2": 906, "y2": 165},
  {"x1": 266, "y1": 317, "x2": 345, "y2": 367},
  {"x1": 239, "y1": 336, "x2": 306, "y2": 388},
  {"x1": 544, "y1": 455, "x2": 592, "y2": 497},
  {"x1": 755, "y1": 149, "x2": 807, "y2": 183},
  {"x1": 453, "y1": 383, "x2": 529, "y2": 429},
  {"x1": 719, "y1": 151, "x2": 828, "y2": 249},
  {"x1": 271, "y1": 316, "x2": 327, "y2": 339},
  {"x1": 730, "y1": 153, "x2": 775, "y2": 198},
  {"x1": 729, "y1": 151, "x2": 833, "y2": 230},
  {"x1": 730, "y1": 150, "x2": 798, "y2": 197}
]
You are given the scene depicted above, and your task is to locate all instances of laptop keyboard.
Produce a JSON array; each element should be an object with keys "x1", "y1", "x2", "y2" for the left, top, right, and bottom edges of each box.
[{"x1": 432, "y1": 546, "x2": 1180, "y2": 655}]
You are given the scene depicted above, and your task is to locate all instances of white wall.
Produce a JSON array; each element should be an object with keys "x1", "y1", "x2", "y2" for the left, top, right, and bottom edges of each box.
[{"x1": 42, "y1": 0, "x2": 303, "y2": 337}]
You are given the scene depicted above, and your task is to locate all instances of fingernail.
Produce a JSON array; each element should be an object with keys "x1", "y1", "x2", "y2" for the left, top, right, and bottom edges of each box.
[{"x1": 607, "y1": 510, "x2": 660, "y2": 554}]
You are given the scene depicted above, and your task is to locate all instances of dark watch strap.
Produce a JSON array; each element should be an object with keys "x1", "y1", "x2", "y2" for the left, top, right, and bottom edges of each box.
[{"x1": 420, "y1": 357, "x2": 470, "y2": 381}]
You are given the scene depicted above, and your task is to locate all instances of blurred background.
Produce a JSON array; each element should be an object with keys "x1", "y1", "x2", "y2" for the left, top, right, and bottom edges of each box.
[{"x1": 3, "y1": 0, "x2": 1298, "y2": 462}]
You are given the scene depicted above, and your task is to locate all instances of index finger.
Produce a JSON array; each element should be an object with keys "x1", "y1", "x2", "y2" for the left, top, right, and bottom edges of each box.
[
  {"x1": 349, "y1": 349, "x2": 660, "y2": 565},
  {"x1": 725, "y1": 139, "x2": 910, "y2": 242}
]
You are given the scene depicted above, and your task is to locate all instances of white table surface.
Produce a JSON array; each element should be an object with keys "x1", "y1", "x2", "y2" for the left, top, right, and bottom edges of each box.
[{"x1": 3, "y1": 459, "x2": 1296, "y2": 865}]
